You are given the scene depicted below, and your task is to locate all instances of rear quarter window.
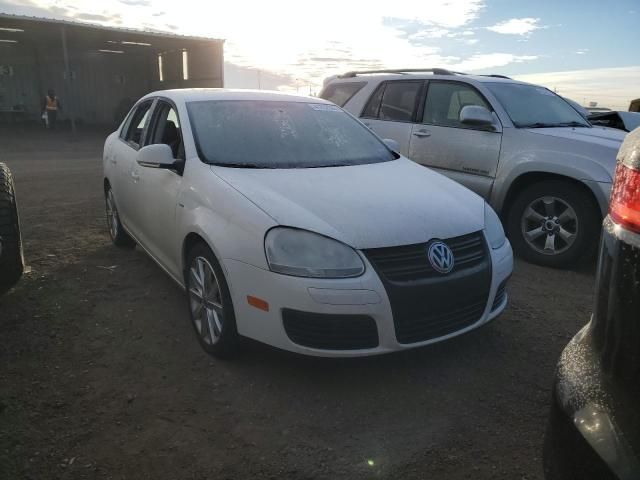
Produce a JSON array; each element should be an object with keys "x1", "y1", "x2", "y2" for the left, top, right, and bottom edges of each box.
[{"x1": 320, "y1": 82, "x2": 365, "y2": 107}]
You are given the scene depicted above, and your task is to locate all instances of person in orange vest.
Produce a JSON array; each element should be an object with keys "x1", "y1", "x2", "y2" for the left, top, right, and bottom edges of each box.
[{"x1": 42, "y1": 89, "x2": 62, "y2": 130}]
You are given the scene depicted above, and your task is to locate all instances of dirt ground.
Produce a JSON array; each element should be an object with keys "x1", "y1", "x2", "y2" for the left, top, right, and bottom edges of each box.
[{"x1": 0, "y1": 126, "x2": 597, "y2": 480}]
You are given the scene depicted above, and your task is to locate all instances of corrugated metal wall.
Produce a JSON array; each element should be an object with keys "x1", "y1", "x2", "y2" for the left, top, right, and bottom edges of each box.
[
  {"x1": 0, "y1": 44, "x2": 40, "y2": 116},
  {"x1": 0, "y1": 39, "x2": 223, "y2": 126}
]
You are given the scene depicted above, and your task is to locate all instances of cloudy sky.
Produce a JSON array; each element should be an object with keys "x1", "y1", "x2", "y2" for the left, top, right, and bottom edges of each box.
[{"x1": 1, "y1": 0, "x2": 638, "y2": 108}]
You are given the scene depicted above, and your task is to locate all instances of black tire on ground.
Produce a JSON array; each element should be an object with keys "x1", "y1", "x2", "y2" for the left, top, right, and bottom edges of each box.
[
  {"x1": 185, "y1": 242, "x2": 239, "y2": 358},
  {"x1": 0, "y1": 162, "x2": 24, "y2": 295},
  {"x1": 104, "y1": 184, "x2": 136, "y2": 248},
  {"x1": 506, "y1": 180, "x2": 600, "y2": 268}
]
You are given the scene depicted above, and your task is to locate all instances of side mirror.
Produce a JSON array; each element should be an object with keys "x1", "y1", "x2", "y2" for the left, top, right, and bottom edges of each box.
[
  {"x1": 383, "y1": 138, "x2": 400, "y2": 153},
  {"x1": 137, "y1": 144, "x2": 176, "y2": 169},
  {"x1": 460, "y1": 105, "x2": 495, "y2": 129}
]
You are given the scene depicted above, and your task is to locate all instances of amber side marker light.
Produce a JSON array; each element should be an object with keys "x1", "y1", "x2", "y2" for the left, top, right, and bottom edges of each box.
[
  {"x1": 609, "y1": 162, "x2": 640, "y2": 233},
  {"x1": 247, "y1": 295, "x2": 269, "y2": 312}
]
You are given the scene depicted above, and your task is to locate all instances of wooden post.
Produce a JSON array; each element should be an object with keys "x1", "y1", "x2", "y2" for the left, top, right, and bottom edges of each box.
[{"x1": 61, "y1": 26, "x2": 76, "y2": 134}]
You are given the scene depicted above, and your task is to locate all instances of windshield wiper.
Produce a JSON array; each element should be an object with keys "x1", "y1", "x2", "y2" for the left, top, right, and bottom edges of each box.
[
  {"x1": 555, "y1": 121, "x2": 590, "y2": 128},
  {"x1": 520, "y1": 121, "x2": 589, "y2": 128},
  {"x1": 213, "y1": 162, "x2": 271, "y2": 169}
]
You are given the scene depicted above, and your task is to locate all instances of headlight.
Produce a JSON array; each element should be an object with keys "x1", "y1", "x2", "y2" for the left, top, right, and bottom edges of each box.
[
  {"x1": 265, "y1": 227, "x2": 365, "y2": 278},
  {"x1": 484, "y1": 203, "x2": 506, "y2": 249}
]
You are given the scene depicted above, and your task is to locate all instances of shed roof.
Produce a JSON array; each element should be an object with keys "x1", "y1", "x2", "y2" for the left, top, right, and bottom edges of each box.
[{"x1": 0, "y1": 13, "x2": 223, "y2": 54}]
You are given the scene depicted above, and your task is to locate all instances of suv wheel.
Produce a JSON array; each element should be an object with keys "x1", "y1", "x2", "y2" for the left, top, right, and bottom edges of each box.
[
  {"x1": 0, "y1": 163, "x2": 24, "y2": 294},
  {"x1": 507, "y1": 180, "x2": 599, "y2": 268}
]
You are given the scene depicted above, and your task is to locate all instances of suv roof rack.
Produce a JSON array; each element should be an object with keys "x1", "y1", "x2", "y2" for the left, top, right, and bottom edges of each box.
[
  {"x1": 337, "y1": 69, "x2": 512, "y2": 80},
  {"x1": 338, "y1": 68, "x2": 459, "y2": 78}
]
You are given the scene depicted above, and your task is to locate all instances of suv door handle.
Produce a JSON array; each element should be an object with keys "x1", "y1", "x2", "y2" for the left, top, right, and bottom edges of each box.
[{"x1": 413, "y1": 129, "x2": 431, "y2": 138}]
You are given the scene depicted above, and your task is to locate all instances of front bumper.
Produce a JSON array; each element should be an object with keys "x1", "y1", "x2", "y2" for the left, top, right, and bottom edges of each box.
[{"x1": 222, "y1": 236, "x2": 513, "y2": 357}]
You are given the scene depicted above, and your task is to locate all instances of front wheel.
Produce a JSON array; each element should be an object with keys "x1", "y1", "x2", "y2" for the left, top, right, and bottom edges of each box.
[
  {"x1": 185, "y1": 242, "x2": 238, "y2": 358},
  {"x1": 506, "y1": 180, "x2": 600, "y2": 268}
]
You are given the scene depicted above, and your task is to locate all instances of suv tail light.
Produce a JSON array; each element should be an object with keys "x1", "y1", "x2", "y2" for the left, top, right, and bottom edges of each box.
[{"x1": 609, "y1": 162, "x2": 640, "y2": 233}]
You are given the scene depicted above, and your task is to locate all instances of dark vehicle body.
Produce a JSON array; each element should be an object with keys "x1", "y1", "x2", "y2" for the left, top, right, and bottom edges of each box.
[
  {"x1": 544, "y1": 128, "x2": 640, "y2": 479},
  {"x1": 589, "y1": 111, "x2": 640, "y2": 133}
]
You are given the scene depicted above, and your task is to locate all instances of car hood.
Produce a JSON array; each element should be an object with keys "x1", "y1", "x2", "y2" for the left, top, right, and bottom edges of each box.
[
  {"x1": 211, "y1": 158, "x2": 485, "y2": 249},
  {"x1": 525, "y1": 126, "x2": 626, "y2": 149}
]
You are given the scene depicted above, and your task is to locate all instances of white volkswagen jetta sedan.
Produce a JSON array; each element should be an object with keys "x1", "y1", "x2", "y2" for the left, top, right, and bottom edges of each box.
[{"x1": 103, "y1": 89, "x2": 513, "y2": 358}]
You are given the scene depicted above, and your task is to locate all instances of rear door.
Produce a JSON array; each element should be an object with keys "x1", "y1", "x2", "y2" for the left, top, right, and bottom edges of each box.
[
  {"x1": 408, "y1": 81, "x2": 502, "y2": 199},
  {"x1": 359, "y1": 80, "x2": 423, "y2": 156}
]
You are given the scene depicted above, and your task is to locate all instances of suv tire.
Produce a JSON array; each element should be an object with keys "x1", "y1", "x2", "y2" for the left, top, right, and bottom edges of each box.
[
  {"x1": 507, "y1": 180, "x2": 599, "y2": 268},
  {"x1": 0, "y1": 163, "x2": 24, "y2": 294}
]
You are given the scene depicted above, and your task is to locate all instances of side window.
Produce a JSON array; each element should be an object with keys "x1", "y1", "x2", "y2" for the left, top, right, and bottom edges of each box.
[
  {"x1": 123, "y1": 101, "x2": 153, "y2": 149},
  {"x1": 379, "y1": 81, "x2": 421, "y2": 122},
  {"x1": 362, "y1": 81, "x2": 421, "y2": 122},
  {"x1": 148, "y1": 101, "x2": 183, "y2": 160},
  {"x1": 319, "y1": 82, "x2": 365, "y2": 107},
  {"x1": 361, "y1": 83, "x2": 385, "y2": 118},
  {"x1": 423, "y1": 82, "x2": 491, "y2": 128}
]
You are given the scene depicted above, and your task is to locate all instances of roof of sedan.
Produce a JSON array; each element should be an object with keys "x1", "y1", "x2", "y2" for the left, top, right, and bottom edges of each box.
[{"x1": 146, "y1": 89, "x2": 331, "y2": 104}]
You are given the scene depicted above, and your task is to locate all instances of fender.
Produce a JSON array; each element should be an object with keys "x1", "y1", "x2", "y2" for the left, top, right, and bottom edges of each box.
[
  {"x1": 490, "y1": 129, "x2": 616, "y2": 214},
  {"x1": 174, "y1": 161, "x2": 277, "y2": 292}
]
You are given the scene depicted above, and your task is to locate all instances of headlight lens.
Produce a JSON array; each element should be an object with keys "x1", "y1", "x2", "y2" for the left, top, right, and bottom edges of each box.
[
  {"x1": 484, "y1": 203, "x2": 506, "y2": 249},
  {"x1": 265, "y1": 228, "x2": 365, "y2": 278}
]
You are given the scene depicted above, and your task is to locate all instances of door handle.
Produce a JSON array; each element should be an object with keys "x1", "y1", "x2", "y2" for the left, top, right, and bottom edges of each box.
[
  {"x1": 413, "y1": 130, "x2": 431, "y2": 138},
  {"x1": 110, "y1": 158, "x2": 117, "y2": 165},
  {"x1": 131, "y1": 171, "x2": 140, "y2": 182}
]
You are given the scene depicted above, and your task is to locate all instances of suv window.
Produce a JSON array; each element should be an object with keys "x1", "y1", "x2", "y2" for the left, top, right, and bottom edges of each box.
[
  {"x1": 148, "y1": 101, "x2": 184, "y2": 159},
  {"x1": 362, "y1": 81, "x2": 421, "y2": 122},
  {"x1": 122, "y1": 100, "x2": 153, "y2": 149},
  {"x1": 423, "y1": 82, "x2": 490, "y2": 128},
  {"x1": 320, "y1": 82, "x2": 365, "y2": 107}
]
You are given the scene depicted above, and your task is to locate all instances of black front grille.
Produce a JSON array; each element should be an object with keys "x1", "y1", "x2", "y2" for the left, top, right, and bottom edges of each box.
[
  {"x1": 492, "y1": 279, "x2": 508, "y2": 311},
  {"x1": 365, "y1": 231, "x2": 486, "y2": 282},
  {"x1": 282, "y1": 309, "x2": 379, "y2": 350},
  {"x1": 395, "y1": 295, "x2": 488, "y2": 343},
  {"x1": 364, "y1": 231, "x2": 491, "y2": 344}
]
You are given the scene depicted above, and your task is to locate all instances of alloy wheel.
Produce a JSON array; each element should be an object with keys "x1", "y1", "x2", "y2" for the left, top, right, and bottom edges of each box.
[
  {"x1": 188, "y1": 256, "x2": 224, "y2": 345},
  {"x1": 521, "y1": 196, "x2": 578, "y2": 255}
]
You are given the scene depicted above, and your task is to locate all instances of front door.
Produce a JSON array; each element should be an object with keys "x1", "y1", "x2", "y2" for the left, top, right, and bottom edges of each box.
[
  {"x1": 408, "y1": 81, "x2": 502, "y2": 199},
  {"x1": 359, "y1": 80, "x2": 423, "y2": 157},
  {"x1": 112, "y1": 99, "x2": 154, "y2": 238},
  {"x1": 134, "y1": 100, "x2": 185, "y2": 275}
]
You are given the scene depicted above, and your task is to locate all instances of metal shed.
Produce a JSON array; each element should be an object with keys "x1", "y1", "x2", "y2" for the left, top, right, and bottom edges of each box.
[{"x1": 0, "y1": 13, "x2": 224, "y2": 128}]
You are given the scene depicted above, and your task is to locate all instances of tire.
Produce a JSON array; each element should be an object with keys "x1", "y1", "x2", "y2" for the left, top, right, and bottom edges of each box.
[
  {"x1": 184, "y1": 242, "x2": 239, "y2": 358},
  {"x1": 506, "y1": 180, "x2": 600, "y2": 268},
  {"x1": 105, "y1": 185, "x2": 135, "y2": 248},
  {"x1": 0, "y1": 163, "x2": 24, "y2": 294}
]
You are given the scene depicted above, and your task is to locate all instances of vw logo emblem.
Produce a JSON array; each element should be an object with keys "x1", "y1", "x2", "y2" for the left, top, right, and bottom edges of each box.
[{"x1": 427, "y1": 241, "x2": 454, "y2": 274}]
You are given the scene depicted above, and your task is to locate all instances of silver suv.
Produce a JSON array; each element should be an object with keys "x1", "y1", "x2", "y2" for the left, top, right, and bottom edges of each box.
[{"x1": 321, "y1": 68, "x2": 627, "y2": 268}]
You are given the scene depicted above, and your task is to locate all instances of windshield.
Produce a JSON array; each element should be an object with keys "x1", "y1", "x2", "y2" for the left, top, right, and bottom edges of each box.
[
  {"x1": 187, "y1": 100, "x2": 395, "y2": 168},
  {"x1": 486, "y1": 83, "x2": 591, "y2": 128}
]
